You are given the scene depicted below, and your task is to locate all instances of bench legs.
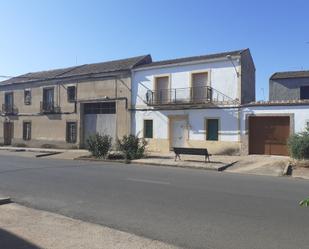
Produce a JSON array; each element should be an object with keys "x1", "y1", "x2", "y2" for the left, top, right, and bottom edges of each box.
[{"x1": 175, "y1": 153, "x2": 210, "y2": 162}]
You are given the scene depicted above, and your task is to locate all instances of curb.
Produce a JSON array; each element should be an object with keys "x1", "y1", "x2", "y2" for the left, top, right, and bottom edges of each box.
[
  {"x1": 36, "y1": 152, "x2": 62, "y2": 158},
  {"x1": 283, "y1": 163, "x2": 293, "y2": 176},
  {"x1": 76, "y1": 157, "x2": 235, "y2": 171},
  {"x1": 131, "y1": 160, "x2": 222, "y2": 171},
  {"x1": 0, "y1": 196, "x2": 11, "y2": 205},
  {"x1": 0, "y1": 147, "x2": 66, "y2": 154}
]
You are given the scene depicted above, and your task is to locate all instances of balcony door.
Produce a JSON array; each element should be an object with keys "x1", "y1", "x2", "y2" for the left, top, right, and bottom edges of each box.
[
  {"x1": 155, "y1": 76, "x2": 169, "y2": 104},
  {"x1": 191, "y1": 72, "x2": 208, "y2": 103},
  {"x1": 43, "y1": 88, "x2": 54, "y2": 111},
  {"x1": 4, "y1": 92, "x2": 13, "y2": 110}
]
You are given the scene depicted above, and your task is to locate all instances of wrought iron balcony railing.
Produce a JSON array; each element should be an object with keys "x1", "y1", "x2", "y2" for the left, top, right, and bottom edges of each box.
[
  {"x1": 40, "y1": 101, "x2": 61, "y2": 114},
  {"x1": 145, "y1": 86, "x2": 238, "y2": 106},
  {"x1": 2, "y1": 104, "x2": 18, "y2": 115}
]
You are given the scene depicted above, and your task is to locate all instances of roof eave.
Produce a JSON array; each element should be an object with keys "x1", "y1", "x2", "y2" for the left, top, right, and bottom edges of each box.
[
  {"x1": 0, "y1": 69, "x2": 131, "y2": 88},
  {"x1": 132, "y1": 55, "x2": 242, "y2": 72}
]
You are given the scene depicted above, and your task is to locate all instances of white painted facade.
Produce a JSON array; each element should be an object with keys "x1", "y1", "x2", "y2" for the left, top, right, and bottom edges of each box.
[
  {"x1": 131, "y1": 57, "x2": 242, "y2": 153},
  {"x1": 132, "y1": 58, "x2": 240, "y2": 108},
  {"x1": 132, "y1": 108, "x2": 240, "y2": 142},
  {"x1": 130, "y1": 51, "x2": 309, "y2": 155}
]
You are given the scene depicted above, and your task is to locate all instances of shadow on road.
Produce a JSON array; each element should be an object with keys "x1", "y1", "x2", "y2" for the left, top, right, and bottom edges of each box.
[{"x1": 0, "y1": 228, "x2": 41, "y2": 249}]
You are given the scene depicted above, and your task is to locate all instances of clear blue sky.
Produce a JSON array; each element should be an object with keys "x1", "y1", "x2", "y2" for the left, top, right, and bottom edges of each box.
[{"x1": 1, "y1": 0, "x2": 308, "y2": 100}]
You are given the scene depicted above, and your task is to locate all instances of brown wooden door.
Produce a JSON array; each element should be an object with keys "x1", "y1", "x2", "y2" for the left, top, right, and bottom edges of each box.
[
  {"x1": 191, "y1": 72, "x2": 208, "y2": 102},
  {"x1": 155, "y1": 76, "x2": 169, "y2": 104},
  {"x1": 249, "y1": 116, "x2": 290, "y2": 156},
  {"x1": 3, "y1": 122, "x2": 13, "y2": 145}
]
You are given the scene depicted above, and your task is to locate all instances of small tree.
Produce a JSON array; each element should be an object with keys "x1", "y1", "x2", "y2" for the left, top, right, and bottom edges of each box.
[
  {"x1": 86, "y1": 133, "x2": 112, "y2": 158},
  {"x1": 117, "y1": 135, "x2": 147, "y2": 161},
  {"x1": 288, "y1": 127, "x2": 309, "y2": 160}
]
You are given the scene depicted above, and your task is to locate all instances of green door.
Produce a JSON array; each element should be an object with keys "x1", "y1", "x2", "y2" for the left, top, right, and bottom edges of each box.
[{"x1": 206, "y1": 119, "x2": 219, "y2": 141}]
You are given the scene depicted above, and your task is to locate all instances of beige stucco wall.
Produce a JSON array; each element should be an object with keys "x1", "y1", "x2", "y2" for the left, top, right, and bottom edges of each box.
[
  {"x1": 0, "y1": 75, "x2": 132, "y2": 148},
  {"x1": 0, "y1": 114, "x2": 79, "y2": 148}
]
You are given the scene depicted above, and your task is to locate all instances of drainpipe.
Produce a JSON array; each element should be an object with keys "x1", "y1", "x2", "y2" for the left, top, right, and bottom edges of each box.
[{"x1": 115, "y1": 78, "x2": 118, "y2": 139}]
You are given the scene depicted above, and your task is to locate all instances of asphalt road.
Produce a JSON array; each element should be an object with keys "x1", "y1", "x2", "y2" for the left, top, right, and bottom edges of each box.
[{"x1": 0, "y1": 154, "x2": 308, "y2": 249}]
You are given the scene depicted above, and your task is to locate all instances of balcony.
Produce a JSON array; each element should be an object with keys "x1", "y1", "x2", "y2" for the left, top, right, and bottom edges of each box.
[
  {"x1": 2, "y1": 104, "x2": 18, "y2": 115},
  {"x1": 145, "y1": 86, "x2": 238, "y2": 106},
  {"x1": 40, "y1": 101, "x2": 61, "y2": 114}
]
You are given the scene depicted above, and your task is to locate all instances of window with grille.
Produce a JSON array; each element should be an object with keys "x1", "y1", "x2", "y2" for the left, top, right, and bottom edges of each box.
[
  {"x1": 84, "y1": 102, "x2": 116, "y2": 114},
  {"x1": 67, "y1": 86, "x2": 76, "y2": 102},
  {"x1": 66, "y1": 122, "x2": 77, "y2": 143},
  {"x1": 24, "y1": 89, "x2": 31, "y2": 105},
  {"x1": 23, "y1": 122, "x2": 31, "y2": 140},
  {"x1": 143, "y1": 120, "x2": 153, "y2": 138}
]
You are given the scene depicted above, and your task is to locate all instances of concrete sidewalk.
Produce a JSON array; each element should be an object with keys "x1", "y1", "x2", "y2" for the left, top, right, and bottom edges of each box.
[
  {"x1": 0, "y1": 146, "x2": 72, "y2": 153},
  {"x1": 0, "y1": 203, "x2": 179, "y2": 249},
  {"x1": 0, "y1": 146, "x2": 90, "y2": 160},
  {"x1": 131, "y1": 153, "x2": 291, "y2": 176},
  {"x1": 225, "y1": 155, "x2": 290, "y2": 176},
  {"x1": 131, "y1": 152, "x2": 238, "y2": 171},
  {"x1": 0, "y1": 147, "x2": 293, "y2": 178}
]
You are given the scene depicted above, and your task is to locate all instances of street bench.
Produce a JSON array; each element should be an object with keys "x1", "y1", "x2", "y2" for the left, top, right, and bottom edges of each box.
[{"x1": 173, "y1": 147, "x2": 211, "y2": 163}]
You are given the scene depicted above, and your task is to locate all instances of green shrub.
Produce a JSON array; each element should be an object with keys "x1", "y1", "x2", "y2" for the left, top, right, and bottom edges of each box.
[
  {"x1": 288, "y1": 128, "x2": 309, "y2": 160},
  {"x1": 117, "y1": 135, "x2": 147, "y2": 161},
  {"x1": 107, "y1": 151, "x2": 125, "y2": 160},
  {"x1": 86, "y1": 133, "x2": 112, "y2": 158}
]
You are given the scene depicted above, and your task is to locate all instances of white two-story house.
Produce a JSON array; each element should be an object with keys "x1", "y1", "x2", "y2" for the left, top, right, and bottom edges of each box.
[{"x1": 131, "y1": 49, "x2": 255, "y2": 155}]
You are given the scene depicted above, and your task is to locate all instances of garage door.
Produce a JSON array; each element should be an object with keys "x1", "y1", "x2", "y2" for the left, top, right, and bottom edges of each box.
[
  {"x1": 249, "y1": 116, "x2": 290, "y2": 156},
  {"x1": 83, "y1": 102, "x2": 116, "y2": 143}
]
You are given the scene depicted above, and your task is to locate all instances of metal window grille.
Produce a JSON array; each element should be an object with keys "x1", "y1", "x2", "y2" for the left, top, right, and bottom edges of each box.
[
  {"x1": 23, "y1": 122, "x2": 31, "y2": 140},
  {"x1": 66, "y1": 122, "x2": 77, "y2": 143}
]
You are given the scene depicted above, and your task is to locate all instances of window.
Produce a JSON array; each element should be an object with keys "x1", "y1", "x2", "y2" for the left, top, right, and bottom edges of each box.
[
  {"x1": 23, "y1": 122, "x2": 31, "y2": 140},
  {"x1": 67, "y1": 86, "x2": 76, "y2": 102},
  {"x1": 24, "y1": 89, "x2": 31, "y2": 105},
  {"x1": 143, "y1": 120, "x2": 153, "y2": 138},
  {"x1": 66, "y1": 122, "x2": 77, "y2": 143},
  {"x1": 84, "y1": 102, "x2": 116, "y2": 114},
  {"x1": 206, "y1": 119, "x2": 219, "y2": 141},
  {"x1": 300, "y1": 86, "x2": 309, "y2": 100}
]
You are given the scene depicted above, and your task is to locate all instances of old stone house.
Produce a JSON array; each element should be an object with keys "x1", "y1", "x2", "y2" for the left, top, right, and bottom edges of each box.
[{"x1": 0, "y1": 55, "x2": 151, "y2": 148}]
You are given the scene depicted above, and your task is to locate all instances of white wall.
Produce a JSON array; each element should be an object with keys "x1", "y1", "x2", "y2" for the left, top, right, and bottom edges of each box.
[
  {"x1": 241, "y1": 105, "x2": 309, "y2": 134},
  {"x1": 133, "y1": 105, "x2": 309, "y2": 144},
  {"x1": 132, "y1": 59, "x2": 240, "y2": 107},
  {"x1": 132, "y1": 108, "x2": 240, "y2": 142}
]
